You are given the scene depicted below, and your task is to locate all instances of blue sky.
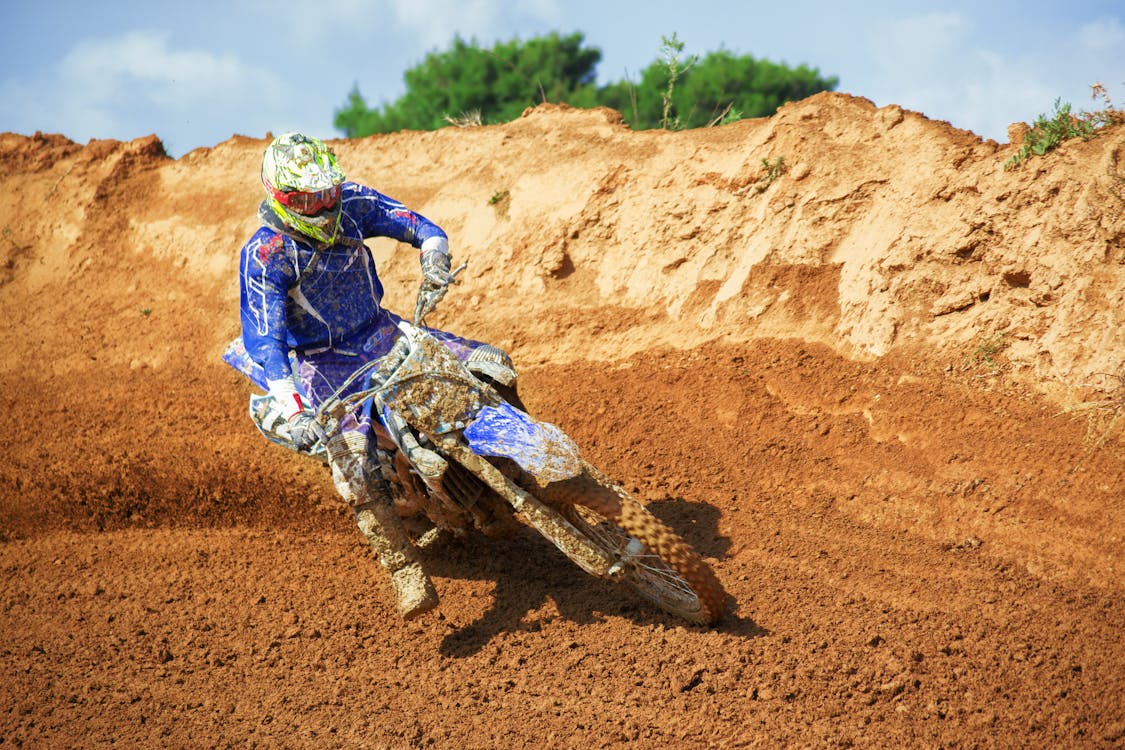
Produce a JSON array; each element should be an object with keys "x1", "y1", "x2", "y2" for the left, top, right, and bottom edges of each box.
[{"x1": 2, "y1": 0, "x2": 1122, "y2": 157}]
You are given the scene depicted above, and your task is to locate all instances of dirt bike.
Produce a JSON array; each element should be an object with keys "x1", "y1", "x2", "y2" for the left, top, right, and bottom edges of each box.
[{"x1": 247, "y1": 278, "x2": 728, "y2": 625}]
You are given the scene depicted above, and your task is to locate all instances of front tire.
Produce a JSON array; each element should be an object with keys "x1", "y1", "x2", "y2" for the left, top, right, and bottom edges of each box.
[{"x1": 546, "y1": 467, "x2": 727, "y2": 625}]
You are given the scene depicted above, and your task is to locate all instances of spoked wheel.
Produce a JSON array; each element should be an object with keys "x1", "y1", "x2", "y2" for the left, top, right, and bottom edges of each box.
[{"x1": 547, "y1": 468, "x2": 727, "y2": 625}]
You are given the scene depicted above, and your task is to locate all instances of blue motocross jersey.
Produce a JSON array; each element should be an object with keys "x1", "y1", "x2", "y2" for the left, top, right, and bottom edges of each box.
[{"x1": 238, "y1": 181, "x2": 447, "y2": 382}]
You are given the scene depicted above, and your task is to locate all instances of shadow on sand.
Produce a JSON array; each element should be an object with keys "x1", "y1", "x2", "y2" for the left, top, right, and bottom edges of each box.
[{"x1": 424, "y1": 496, "x2": 766, "y2": 658}]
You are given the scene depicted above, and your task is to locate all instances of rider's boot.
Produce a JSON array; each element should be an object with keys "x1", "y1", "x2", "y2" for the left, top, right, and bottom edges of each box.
[
  {"x1": 327, "y1": 432, "x2": 439, "y2": 620},
  {"x1": 353, "y1": 499, "x2": 439, "y2": 620}
]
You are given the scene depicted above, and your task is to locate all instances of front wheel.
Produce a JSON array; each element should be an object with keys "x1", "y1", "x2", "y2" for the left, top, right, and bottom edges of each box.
[{"x1": 547, "y1": 467, "x2": 727, "y2": 625}]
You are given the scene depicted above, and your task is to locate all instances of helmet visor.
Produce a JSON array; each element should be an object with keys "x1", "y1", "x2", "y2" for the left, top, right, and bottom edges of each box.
[{"x1": 271, "y1": 185, "x2": 341, "y2": 215}]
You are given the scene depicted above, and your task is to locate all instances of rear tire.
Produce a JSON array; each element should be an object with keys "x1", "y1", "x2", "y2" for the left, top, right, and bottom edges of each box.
[{"x1": 546, "y1": 467, "x2": 727, "y2": 625}]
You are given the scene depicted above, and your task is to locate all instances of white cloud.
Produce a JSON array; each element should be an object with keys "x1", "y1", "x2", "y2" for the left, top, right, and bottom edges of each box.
[
  {"x1": 0, "y1": 30, "x2": 292, "y2": 153},
  {"x1": 877, "y1": 11, "x2": 970, "y2": 65},
  {"x1": 859, "y1": 10, "x2": 1120, "y2": 140},
  {"x1": 58, "y1": 31, "x2": 284, "y2": 110},
  {"x1": 381, "y1": 0, "x2": 561, "y2": 47},
  {"x1": 1071, "y1": 17, "x2": 1125, "y2": 110},
  {"x1": 347, "y1": 0, "x2": 498, "y2": 47},
  {"x1": 1076, "y1": 16, "x2": 1125, "y2": 52}
]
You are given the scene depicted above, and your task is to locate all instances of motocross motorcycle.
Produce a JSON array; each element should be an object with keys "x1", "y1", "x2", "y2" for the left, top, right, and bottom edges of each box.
[{"x1": 246, "y1": 278, "x2": 728, "y2": 625}]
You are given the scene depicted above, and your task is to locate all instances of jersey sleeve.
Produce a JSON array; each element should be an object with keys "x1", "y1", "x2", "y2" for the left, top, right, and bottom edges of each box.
[
  {"x1": 342, "y1": 182, "x2": 448, "y2": 249},
  {"x1": 238, "y1": 229, "x2": 297, "y2": 382}
]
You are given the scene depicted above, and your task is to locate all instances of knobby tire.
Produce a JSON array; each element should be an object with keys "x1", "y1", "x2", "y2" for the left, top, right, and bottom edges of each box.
[{"x1": 543, "y1": 466, "x2": 727, "y2": 625}]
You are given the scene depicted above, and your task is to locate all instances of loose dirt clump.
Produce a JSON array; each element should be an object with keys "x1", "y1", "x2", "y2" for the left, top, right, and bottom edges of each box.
[{"x1": 1, "y1": 94, "x2": 1123, "y2": 747}]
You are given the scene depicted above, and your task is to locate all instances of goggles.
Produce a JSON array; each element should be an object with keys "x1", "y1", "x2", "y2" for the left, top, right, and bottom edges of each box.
[{"x1": 272, "y1": 184, "x2": 341, "y2": 215}]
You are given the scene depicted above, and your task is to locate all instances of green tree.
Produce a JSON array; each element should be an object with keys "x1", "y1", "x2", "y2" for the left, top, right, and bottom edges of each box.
[
  {"x1": 335, "y1": 32, "x2": 838, "y2": 136},
  {"x1": 601, "y1": 47, "x2": 838, "y2": 130},
  {"x1": 335, "y1": 32, "x2": 601, "y2": 136}
]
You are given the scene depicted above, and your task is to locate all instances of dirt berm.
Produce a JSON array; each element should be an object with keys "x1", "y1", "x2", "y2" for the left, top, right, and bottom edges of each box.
[{"x1": 1, "y1": 92, "x2": 1123, "y2": 747}]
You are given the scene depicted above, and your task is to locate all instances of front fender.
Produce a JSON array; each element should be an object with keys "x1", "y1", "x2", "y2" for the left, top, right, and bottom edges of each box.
[{"x1": 462, "y1": 402, "x2": 583, "y2": 485}]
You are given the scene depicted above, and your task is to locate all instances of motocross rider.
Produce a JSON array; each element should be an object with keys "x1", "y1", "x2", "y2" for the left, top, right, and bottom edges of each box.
[{"x1": 222, "y1": 132, "x2": 518, "y2": 619}]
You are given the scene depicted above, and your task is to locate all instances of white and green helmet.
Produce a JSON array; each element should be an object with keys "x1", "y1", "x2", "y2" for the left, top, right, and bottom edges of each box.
[{"x1": 261, "y1": 132, "x2": 346, "y2": 245}]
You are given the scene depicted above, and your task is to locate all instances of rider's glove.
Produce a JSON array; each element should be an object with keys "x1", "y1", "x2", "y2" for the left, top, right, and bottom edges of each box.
[
  {"x1": 416, "y1": 236, "x2": 454, "y2": 325},
  {"x1": 420, "y1": 236, "x2": 454, "y2": 288},
  {"x1": 268, "y1": 376, "x2": 326, "y2": 451},
  {"x1": 288, "y1": 411, "x2": 327, "y2": 452}
]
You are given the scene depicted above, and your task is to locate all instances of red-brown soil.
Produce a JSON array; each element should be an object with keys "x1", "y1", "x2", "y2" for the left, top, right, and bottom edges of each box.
[{"x1": 1, "y1": 94, "x2": 1123, "y2": 747}]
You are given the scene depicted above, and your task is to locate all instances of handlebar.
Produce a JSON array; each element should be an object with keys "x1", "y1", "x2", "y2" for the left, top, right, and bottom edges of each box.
[
  {"x1": 311, "y1": 261, "x2": 471, "y2": 435},
  {"x1": 413, "y1": 262, "x2": 468, "y2": 326},
  {"x1": 314, "y1": 335, "x2": 410, "y2": 425}
]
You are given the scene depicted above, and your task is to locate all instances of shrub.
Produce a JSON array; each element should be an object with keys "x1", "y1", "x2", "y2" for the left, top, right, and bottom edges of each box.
[{"x1": 1005, "y1": 91, "x2": 1121, "y2": 170}]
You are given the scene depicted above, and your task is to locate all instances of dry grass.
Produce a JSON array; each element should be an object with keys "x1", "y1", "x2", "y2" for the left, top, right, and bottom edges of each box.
[
  {"x1": 1058, "y1": 371, "x2": 1125, "y2": 464},
  {"x1": 444, "y1": 110, "x2": 483, "y2": 128}
]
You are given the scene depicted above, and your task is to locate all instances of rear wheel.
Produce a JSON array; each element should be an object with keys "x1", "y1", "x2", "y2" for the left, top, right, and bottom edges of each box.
[{"x1": 546, "y1": 467, "x2": 727, "y2": 625}]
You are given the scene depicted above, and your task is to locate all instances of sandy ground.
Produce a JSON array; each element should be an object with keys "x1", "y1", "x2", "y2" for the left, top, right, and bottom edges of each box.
[{"x1": 1, "y1": 94, "x2": 1123, "y2": 747}]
